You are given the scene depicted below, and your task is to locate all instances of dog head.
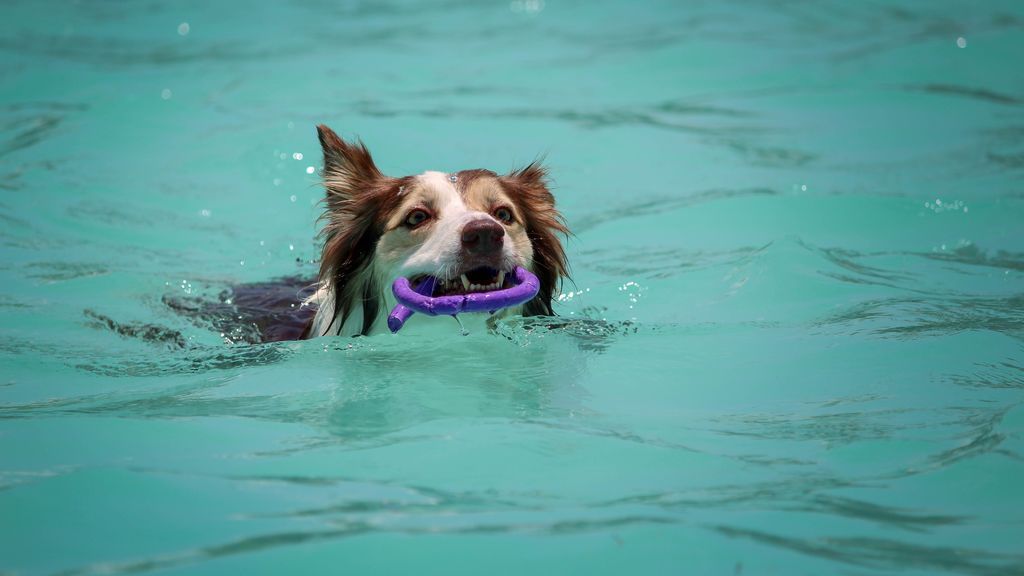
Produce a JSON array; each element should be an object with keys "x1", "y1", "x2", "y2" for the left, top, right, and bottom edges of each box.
[{"x1": 313, "y1": 124, "x2": 569, "y2": 336}]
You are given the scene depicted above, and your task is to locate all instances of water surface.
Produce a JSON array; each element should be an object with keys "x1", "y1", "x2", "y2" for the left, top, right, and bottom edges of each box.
[{"x1": 2, "y1": 1, "x2": 1024, "y2": 574}]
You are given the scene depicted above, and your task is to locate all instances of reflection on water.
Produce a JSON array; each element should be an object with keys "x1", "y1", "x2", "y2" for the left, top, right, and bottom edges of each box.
[{"x1": 2, "y1": 0, "x2": 1024, "y2": 574}]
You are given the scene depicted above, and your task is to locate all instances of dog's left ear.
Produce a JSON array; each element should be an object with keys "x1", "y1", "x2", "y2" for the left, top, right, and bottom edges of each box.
[{"x1": 501, "y1": 161, "x2": 570, "y2": 316}]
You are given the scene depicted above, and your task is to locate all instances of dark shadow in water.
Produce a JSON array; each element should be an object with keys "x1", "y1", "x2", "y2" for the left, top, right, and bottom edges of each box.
[
  {"x1": 0, "y1": 33, "x2": 302, "y2": 66},
  {"x1": 74, "y1": 344, "x2": 292, "y2": 379},
  {"x1": 920, "y1": 406, "x2": 1022, "y2": 470},
  {"x1": 579, "y1": 244, "x2": 767, "y2": 280},
  {"x1": 919, "y1": 244, "x2": 1024, "y2": 272},
  {"x1": 950, "y1": 360, "x2": 1024, "y2": 390},
  {"x1": 598, "y1": 479, "x2": 967, "y2": 534},
  {"x1": 720, "y1": 138, "x2": 817, "y2": 167},
  {"x1": 0, "y1": 102, "x2": 85, "y2": 158},
  {"x1": 28, "y1": 261, "x2": 110, "y2": 282},
  {"x1": 350, "y1": 99, "x2": 765, "y2": 137},
  {"x1": 816, "y1": 293, "x2": 1024, "y2": 340},
  {"x1": 988, "y1": 151, "x2": 1024, "y2": 169},
  {"x1": 53, "y1": 513, "x2": 675, "y2": 576},
  {"x1": 496, "y1": 313, "x2": 640, "y2": 353},
  {"x1": 710, "y1": 409, "x2": 913, "y2": 447},
  {"x1": 712, "y1": 402, "x2": 1020, "y2": 478},
  {"x1": 84, "y1": 310, "x2": 188, "y2": 349},
  {"x1": 813, "y1": 245, "x2": 913, "y2": 283},
  {"x1": 793, "y1": 494, "x2": 967, "y2": 533},
  {"x1": 713, "y1": 525, "x2": 1024, "y2": 576},
  {"x1": 906, "y1": 84, "x2": 1022, "y2": 106},
  {"x1": 809, "y1": 242, "x2": 1024, "y2": 340},
  {"x1": 572, "y1": 187, "x2": 777, "y2": 234},
  {"x1": 349, "y1": 98, "x2": 815, "y2": 168},
  {"x1": 235, "y1": 473, "x2": 549, "y2": 519}
]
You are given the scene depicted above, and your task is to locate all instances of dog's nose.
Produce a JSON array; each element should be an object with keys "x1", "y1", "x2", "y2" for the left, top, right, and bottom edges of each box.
[{"x1": 461, "y1": 219, "x2": 505, "y2": 254}]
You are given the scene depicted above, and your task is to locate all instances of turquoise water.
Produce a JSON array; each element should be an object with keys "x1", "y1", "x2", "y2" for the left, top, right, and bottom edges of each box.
[{"x1": 2, "y1": 1, "x2": 1024, "y2": 573}]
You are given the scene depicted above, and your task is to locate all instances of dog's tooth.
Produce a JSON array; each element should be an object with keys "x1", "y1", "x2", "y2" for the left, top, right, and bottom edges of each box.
[
  {"x1": 497, "y1": 270, "x2": 505, "y2": 287},
  {"x1": 461, "y1": 274, "x2": 470, "y2": 290}
]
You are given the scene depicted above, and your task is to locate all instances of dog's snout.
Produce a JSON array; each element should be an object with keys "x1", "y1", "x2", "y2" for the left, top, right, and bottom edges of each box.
[{"x1": 461, "y1": 219, "x2": 504, "y2": 254}]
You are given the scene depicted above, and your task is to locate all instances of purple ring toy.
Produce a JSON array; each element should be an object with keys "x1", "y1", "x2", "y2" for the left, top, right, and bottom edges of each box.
[{"x1": 387, "y1": 266, "x2": 540, "y2": 333}]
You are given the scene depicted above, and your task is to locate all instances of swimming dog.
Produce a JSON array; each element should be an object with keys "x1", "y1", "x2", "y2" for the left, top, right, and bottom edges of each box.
[{"x1": 303, "y1": 125, "x2": 569, "y2": 338}]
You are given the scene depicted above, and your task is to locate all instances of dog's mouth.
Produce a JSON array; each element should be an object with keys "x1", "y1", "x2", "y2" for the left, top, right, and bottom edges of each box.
[{"x1": 410, "y1": 266, "x2": 512, "y2": 296}]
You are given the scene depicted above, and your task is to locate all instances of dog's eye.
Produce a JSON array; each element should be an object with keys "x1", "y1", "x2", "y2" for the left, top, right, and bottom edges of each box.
[
  {"x1": 493, "y1": 206, "x2": 514, "y2": 224},
  {"x1": 404, "y1": 209, "x2": 430, "y2": 228}
]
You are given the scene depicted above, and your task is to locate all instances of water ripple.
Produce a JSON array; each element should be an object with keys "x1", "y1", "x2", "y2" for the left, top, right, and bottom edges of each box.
[{"x1": 713, "y1": 525, "x2": 1024, "y2": 576}]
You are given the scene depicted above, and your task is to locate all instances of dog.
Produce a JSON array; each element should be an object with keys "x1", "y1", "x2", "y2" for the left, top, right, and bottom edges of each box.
[{"x1": 302, "y1": 125, "x2": 569, "y2": 338}]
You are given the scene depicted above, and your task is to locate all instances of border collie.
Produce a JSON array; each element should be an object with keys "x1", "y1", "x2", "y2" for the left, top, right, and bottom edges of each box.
[{"x1": 302, "y1": 125, "x2": 569, "y2": 338}]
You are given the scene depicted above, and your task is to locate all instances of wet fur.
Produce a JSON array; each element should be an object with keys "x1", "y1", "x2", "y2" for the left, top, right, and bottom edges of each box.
[{"x1": 309, "y1": 125, "x2": 569, "y2": 338}]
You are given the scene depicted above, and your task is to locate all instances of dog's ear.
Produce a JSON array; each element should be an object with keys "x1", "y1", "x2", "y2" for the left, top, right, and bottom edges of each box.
[
  {"x1": 501, "y1": 161, "x2": 570, "y2": 316},
  {"x1": 315, "y1": 125, "x2": 399, "y2": 336},
  {"x1": 317, "y1": 124, "x2": 388, "y2": 213}
]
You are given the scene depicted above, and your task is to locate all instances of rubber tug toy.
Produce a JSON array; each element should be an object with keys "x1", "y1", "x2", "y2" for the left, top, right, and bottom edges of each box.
[{"x1": 387, "y1": 266, "x2": 540, "y2": 333}]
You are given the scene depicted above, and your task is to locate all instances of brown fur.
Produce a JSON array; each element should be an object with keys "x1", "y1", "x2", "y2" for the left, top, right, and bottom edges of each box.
[
  {"x1": 316, "y1": 125, "x2": 409, "y2": 336},
  {"x1": 497, "y1": 163, "x2": 570, "y2": 316},
  {"x1": 315, "y1": 125, "x2": 569, "y2": 335}
]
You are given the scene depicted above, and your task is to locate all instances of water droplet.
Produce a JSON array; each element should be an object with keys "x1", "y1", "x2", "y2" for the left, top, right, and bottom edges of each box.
[
  {"x1": 956, "y1": 37, "x2": 967, "y2": 48},
  {"x1": 160, "y1": 88, "x2": 172, "y2": 100},
  {"x1": 239, "y1": 260, "x2": 245, "y2": 266},
  {"x1": 288, "y1": 244, "x2": 295, "y2": 251},
  {"x1": 449, "y1": 174, "x2": 458, "y2": 182},
  {"x1": 198, "y1": 208, "x2": 211, "y2": 217},
  {"x1": 800, "y1": 184, "x2": 807, "y2": 191},
  {"x1": 292, "y1": 152, "x2": 303, "y2": 160},
  {"x1": 306, "y1": 166, "x2": 315, "y2": 174},
  {"x1": 177, "y1": 22, "x2": 190, "y2": 36},
  {"x1": 289, "y1": 195, "x2": 297, "y2": 202},
  {"x1": 453, "y1": 314, "x2": 469, "y2": 336},
  {"x1": 510, "y1": 0, "x2": 544, "y2": 13}
]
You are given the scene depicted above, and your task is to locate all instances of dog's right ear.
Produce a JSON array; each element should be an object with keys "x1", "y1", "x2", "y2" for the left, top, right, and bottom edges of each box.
[
  {"x1": 314, "y1": 125, "x2": 399, "y2": 336},
  {"x1": 317, "y1": 124, "x2": 386, "y2": 212}
]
